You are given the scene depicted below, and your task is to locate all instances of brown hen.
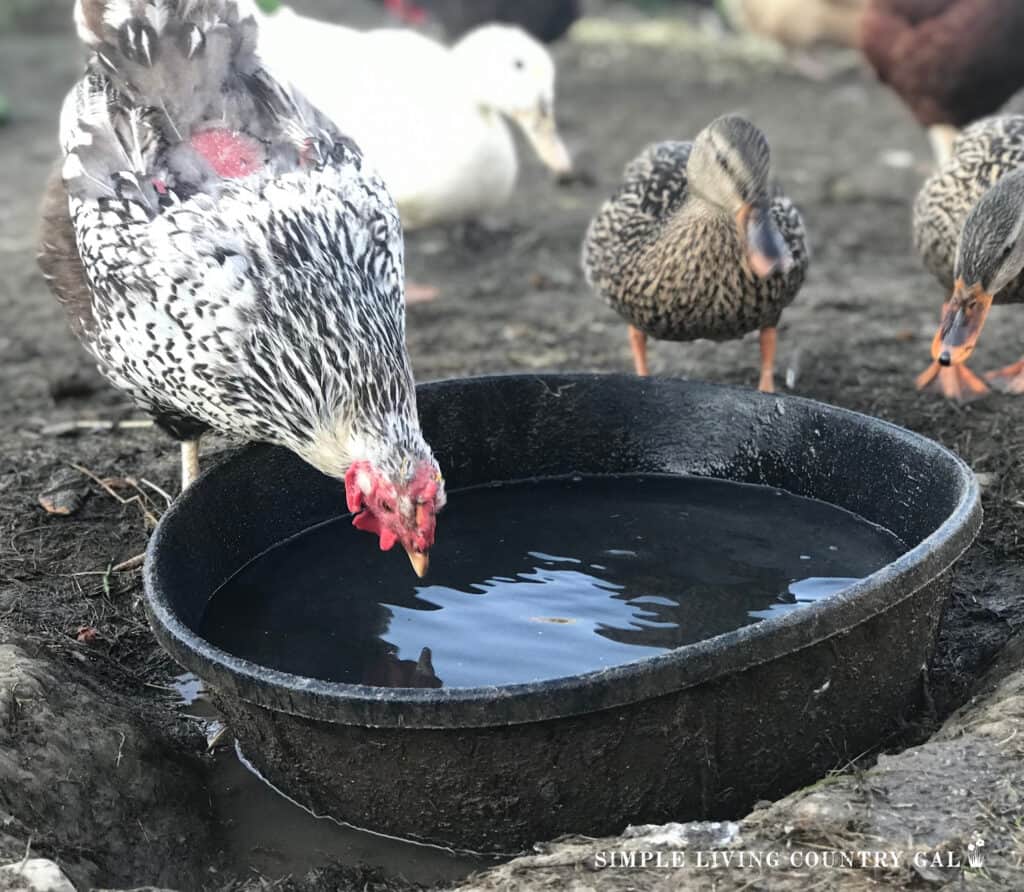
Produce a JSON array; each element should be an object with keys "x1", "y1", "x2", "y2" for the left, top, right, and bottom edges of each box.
[{"x1": 861, "y1": 0, "x2": 1024, "y2": 160}]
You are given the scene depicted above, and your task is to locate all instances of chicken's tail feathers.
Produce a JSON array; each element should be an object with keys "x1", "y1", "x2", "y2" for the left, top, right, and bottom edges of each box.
[
  {"x1": 74, "y1": 0, "x2": 256, "y2": 51},
  {"x1": 64, "y1": 1, "x2": 354, "y2": 210},
  {"x1": 72, "y1": 1, "x2": 261, "y2": 139}
]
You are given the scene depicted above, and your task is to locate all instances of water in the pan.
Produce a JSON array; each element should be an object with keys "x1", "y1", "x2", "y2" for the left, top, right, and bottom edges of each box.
[{"x1": 200, "y1": 475, "x2": 905, "y2": 687}]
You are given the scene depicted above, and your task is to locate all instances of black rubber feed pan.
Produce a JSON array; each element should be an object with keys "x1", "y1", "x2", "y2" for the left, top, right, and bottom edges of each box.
[{"x1": 144, "y1": 374, "x2": 981, "y2": 853}]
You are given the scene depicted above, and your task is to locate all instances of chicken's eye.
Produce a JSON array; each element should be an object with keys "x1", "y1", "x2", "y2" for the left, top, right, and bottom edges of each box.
[{"x1": 380, "y1": 500, "x2": 394, "y2": 513}]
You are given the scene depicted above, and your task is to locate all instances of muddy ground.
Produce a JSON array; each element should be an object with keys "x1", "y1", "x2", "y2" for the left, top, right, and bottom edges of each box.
[{"x1": 1, "y1": 1, "x2": 1023, "y2": 890}]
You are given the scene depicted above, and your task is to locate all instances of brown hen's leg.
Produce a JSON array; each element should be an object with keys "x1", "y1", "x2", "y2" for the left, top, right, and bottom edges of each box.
[
  {"x1": 985, "y1": 358, "x2": 1024, "y2": 394},
  {"x1": 928, "y1": 125, "x2": 959, "y2": 166},
  {"x1": 629, "y1": 326, "x2": 649, "y2": 376},
  {"x1": 758, "y1": 327, "x2": 777, "y2": 393},
  {"x1": 915, "y1": 361, "x2": 989, "y2": 401}
]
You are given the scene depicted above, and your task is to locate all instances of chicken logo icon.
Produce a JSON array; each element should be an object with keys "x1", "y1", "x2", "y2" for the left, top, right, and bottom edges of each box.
[{"x1": 966, "y1": 833, "x2": 985, "y2": 869}]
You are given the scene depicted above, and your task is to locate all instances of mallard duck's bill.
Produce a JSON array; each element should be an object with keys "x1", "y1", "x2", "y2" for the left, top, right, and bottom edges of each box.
[
  {"x1": 932, "y1": 284, "x2": 994, "y2": 367},
  {"x1": 516, "y1": 111, "x2": 573, "y2": 176},
  {"x1": 737, "y1": 202, "x2": 791, "y2": 278},
  {"x1": 405, "y1": 546, "x2": 430, "y2": 578}
]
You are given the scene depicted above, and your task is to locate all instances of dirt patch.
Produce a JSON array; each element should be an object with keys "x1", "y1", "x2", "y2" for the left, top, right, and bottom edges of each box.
[
  {"x1": 1, "y1": 2, "x2": 1023, "y2": 890},
  {"x1": 0, "y1": 638, "x2": 215, "y2": 890}
]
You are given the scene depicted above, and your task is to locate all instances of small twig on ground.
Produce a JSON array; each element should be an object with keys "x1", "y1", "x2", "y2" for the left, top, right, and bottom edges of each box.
[
  {"x1": 111, "y1": 554, "x2": 145, "y2": 573},
  {"x1": 41, "y1": 418, "x2": 154, "y2": 436},
  {"x1": 115, "y1": 730, "x2": 126, "y2": 768},
  {"x1": 139, "y1": 478, "x2": 174, "y2": 507},
  {"x1": 17, "y1": 835, "x2": 32, "y2": 871},
  {"x1": 69, "y1": 463, "x2": 160, "y2": 528},
  {"x1": 207, "y1": 724, "x2": 230, "y2": 752},
  {"x1": 114, "y1": 476, "x2": 165, "y2": 521}
]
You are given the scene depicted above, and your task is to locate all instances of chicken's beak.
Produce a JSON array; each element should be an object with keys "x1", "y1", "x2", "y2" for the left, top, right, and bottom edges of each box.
[
  {"x1": 405, "y1": 546, "x2": 429, "y2": 579},
  {"x1": 737, "y1": 200, "x2": 792, "y2": 279},
  {"x1": 932, "y1": 281, "x2": 994, "y2": 367},
  {"x1": 514, "y1": 102, "x2": 573, "y2": 177}
]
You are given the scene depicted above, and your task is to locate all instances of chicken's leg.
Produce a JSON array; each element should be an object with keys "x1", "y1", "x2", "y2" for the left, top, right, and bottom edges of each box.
[
  {"x1": 758, "y1": 327, "x2": 777, "y2": 393},
  {"x1": 181, "y1": 438, "x2": 201, "y2": 490},
  {"x1": 629, "y1": 325, "x2": 649, "y2": 377},
  {"x1": 985, "y1": 358, "x2": 1024, "y2": 394}
]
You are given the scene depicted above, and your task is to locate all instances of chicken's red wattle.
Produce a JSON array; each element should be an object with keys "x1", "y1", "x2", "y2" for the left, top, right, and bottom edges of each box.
[{"x1": 352, "y1": 508, "x2": 398, "y2": 550}]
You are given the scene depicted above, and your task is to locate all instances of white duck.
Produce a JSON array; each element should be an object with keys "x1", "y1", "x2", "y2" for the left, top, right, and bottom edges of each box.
[{"x1": 245, "y1": 3, "x2": 573, "y2": 230}]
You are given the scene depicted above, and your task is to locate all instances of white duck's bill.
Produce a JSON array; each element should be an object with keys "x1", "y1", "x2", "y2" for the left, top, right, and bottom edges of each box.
[{"x1": 512, "y1": 109, "x2": 573, "y2": 176}]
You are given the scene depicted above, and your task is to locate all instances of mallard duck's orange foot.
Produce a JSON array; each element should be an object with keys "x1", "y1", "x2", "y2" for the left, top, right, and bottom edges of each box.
[
  {"x1": 757, "y1": 327, "x2": 777, "y2": 393},
  {"x1": 985, "y1": 359, "x2": 1024, "y2": 394},
  {"x1": 406, "y1": 283, "x2": 440, "y2": 304},
  {"x1": 915, "y1": 361, "x2": 989, "y2": 402},
  {"x1": 628, "y1": 326, "x2": 649, "y2": 377}
]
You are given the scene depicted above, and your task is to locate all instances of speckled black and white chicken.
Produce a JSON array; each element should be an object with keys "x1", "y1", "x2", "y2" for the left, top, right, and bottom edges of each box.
[
  {"x1": 37, "y1": 0, "x2": 445, "y2": 576},
  {"x1": 914, "y1": 115, "x2": 1024, "y2": 400},
  {"x1": 581, "y1": 116, "x2": 808, "y2": 390}
]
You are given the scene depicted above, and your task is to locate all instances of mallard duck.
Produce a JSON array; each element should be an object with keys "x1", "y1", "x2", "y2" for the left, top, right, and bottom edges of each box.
[
  {"x1": 246, "y1": 5, "x2": 573, "y2": 230},
  {"x1": 40, "y1": 0, "x2": 445, "y2": 577},
  {"x1": 581, "y1": 116, "x2": 808, "y2": 390},
  {"x1": 860, "y1": 0, "x2": 1024, "y2": 162},
  {"x1": 914, "y1": 116, "x2": 1024, "y2": 400}
]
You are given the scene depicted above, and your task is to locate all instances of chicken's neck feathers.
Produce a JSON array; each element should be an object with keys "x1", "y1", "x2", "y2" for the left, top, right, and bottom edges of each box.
[{"x1": 301, "y1": 408, "x2": 430, "y2": 483}]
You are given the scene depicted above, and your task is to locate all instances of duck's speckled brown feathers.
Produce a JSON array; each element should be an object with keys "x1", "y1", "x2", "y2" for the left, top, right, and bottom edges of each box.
[
  {"x1": 914, "y1": 114, "x2": 1024, "y2": 304},
  {"x1": 582, "y1": 140, "x2": 808, "y2": 342}
]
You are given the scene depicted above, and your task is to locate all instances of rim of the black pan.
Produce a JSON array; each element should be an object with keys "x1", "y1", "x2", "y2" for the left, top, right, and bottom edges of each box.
[{"x1": 142, "y1": 374, "x2": 983, "y2": 728}]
